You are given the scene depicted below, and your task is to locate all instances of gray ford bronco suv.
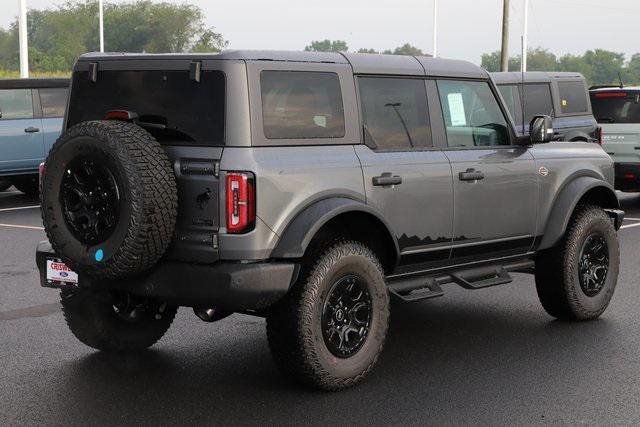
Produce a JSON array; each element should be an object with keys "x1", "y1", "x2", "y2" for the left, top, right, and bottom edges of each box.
[{"x1": 37, "y1": 51, "x2": 623, "y2": 391}]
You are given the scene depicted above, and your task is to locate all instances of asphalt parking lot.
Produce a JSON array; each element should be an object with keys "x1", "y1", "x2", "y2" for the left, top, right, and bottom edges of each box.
[{"x1": 2, "y1": 188, "x2": 640, "y2": 425}]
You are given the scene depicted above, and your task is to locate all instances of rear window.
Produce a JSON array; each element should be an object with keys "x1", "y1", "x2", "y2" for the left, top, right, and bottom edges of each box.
[
  {"x1": 261, "y1": 71, "x2": 345, "y2": 139},
  {"x1": 39, "y1": 88, "x2": 68, "y2": 118},
  {"x1": 558, "y1": 81, "x2": 589, "y2": 114},
  {"x1": 67, "y1": 70, "x2": 225, "y2": 145},
  {"x1": 590, "y1": 91, "x2": 640, "y2": 124}
]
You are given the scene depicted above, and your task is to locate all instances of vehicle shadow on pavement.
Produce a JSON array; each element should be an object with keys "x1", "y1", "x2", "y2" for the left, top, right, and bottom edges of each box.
[
  {"x1": 0, "y1": 190, "x2": 38, "y2": 210},
  {"x1": 52, "y1": 291, "x2": 619, "y2": 424}
]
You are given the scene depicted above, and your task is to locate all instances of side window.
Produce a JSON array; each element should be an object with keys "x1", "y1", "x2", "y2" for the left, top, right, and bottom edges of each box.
[
  {"x1": 558, "y1": 81, "x2": 589, "y2": 114},
  {"x1": 358, "y1": 77, "x2": 431, "y2": 151},
  {"x1": 39, "y1": 88, "x2": 68, "y2": 118},
  {"x1": 261, "y1": 71, "x2": 345, "y2": 139},
  {"x1": 497, "y1": 84, "x2": 521, "y2": 125},
  {"x1": 0, "y1": 89, "x2": 34, "y2": 120},
  {"x1": 522, "y1": 83, "x2": 553, "y2": 124},
  {"x1": 437, "y1": 80, "x2": 510, "y2": 148}
]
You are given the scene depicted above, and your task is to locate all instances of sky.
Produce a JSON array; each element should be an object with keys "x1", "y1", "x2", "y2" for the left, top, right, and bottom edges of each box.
[{"x1": 2, "y1": 0, "x2": 639, "y2": 64}]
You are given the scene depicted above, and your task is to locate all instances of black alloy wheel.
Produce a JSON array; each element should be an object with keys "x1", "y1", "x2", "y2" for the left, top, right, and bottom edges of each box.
[
  {"x1": 60, "y1": 156, "x2": 121, "y2": 246},
  {"x1": 578, "y1": 233, "x2": 609, "y2": 297},
  {"x1": 321, "y1": 274, "x2": 373, "y2": 358}
]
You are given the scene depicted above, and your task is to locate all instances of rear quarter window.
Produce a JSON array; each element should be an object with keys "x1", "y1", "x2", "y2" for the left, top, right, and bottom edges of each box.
[
  {"x1": 261, "y1": 71, "x2": 345, "y2": 139},
  {"x1": 39, "y1": 88, "x2": 68, "y2": 118},
  {"x1": 558, "y1": 81, "x2": 589, "y2": 114}
]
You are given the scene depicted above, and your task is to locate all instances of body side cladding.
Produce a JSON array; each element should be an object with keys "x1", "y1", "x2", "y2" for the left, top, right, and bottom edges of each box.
[
  {"x1": 537, "y1": 176, "x2": 619, "y2": 250},
  {"x1": 270, "y1": 197, "x2": 399, "y2": 262}
]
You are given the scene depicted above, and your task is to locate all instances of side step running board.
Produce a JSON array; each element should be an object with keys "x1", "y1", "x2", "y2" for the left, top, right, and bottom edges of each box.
[
  {"x1": 450, "y1": 268, "x2": 512, "y2": 289},
  {"x1": 387, "y1": 259, "x2": 533, "y2": 302}
]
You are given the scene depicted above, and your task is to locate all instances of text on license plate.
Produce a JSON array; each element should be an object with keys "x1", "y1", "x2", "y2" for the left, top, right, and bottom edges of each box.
[{"x1": 46, "y1": 260, "x2": 78, "y2": 284}]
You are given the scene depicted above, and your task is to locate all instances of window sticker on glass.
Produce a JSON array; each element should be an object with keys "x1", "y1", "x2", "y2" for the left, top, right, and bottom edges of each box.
[
  {"x1": 313, "y1": 115, "x2": 327, "y2": 128},
  {"x1": 447, "y1": 93, "x2": 466, "y2": 126}
]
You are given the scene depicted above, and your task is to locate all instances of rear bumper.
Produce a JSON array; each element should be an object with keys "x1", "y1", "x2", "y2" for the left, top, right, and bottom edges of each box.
[
  {"x1": 36, "y1": 241, "x2": 298, "y2": 311},
  {"x1": 614, "y1": 162, "x2": 640, "y2": 191}
]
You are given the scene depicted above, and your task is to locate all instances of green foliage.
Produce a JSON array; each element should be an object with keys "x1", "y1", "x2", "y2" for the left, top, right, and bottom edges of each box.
[
  {"x1": 0, "y1": 0, "x2": 227, "y2": 74},
  {"x1": 304, "y1": 40, "x2": 349, "y2": 53},
  {"x1": 383, "y1": 43, "x2": 424, "y2": 56},
  {"x1": 481, "y1": 47, "x2": 640, "y2": 86}
]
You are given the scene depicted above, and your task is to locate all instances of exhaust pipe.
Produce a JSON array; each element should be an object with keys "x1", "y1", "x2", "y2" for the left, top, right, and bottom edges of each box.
[{"x1": 193, "y1": 307, "x2": 232, "y2": 322}]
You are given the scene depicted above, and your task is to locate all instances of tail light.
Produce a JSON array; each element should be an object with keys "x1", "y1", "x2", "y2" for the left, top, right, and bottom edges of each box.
[
  {"x1": 226, "y1": 172, "x2": 255, "y2": 233},
  {"x1": 595, "y1": 126, "x2": 603, "y2": 145}
]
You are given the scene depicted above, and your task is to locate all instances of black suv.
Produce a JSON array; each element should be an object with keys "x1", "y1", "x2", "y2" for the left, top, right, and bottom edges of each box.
[{"x1": 492, "y1": 72, "x2": 601, "y2": 143}]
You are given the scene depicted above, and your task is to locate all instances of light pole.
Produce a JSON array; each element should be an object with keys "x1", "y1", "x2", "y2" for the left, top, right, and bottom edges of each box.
[
  {"x1": 500, "y1": 0, "x2": 510, "y2": 72},
  {"x1": 99, "y1": 0, "x2": 104, "y2": 52},
  {"x1": 522, "y1": 0, "x2": 529, "y2": 72},
  {"x1": 19, "y1": 0, "x2": 29, "y2": 78},
  {"x1": 432, "y1": 0, "x2": 437, "y2": 57}
]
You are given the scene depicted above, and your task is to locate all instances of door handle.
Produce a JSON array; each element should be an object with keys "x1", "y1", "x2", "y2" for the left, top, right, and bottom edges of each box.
[
  {"x1": 372, "y1": 172, "x2": 402, "y2": 187},
  {"x1": 459, "y1": 168, "x2": 484, "y2": 181},
  {"x1": 24, "y1": 127, "x2": 40, "y2": 133}
]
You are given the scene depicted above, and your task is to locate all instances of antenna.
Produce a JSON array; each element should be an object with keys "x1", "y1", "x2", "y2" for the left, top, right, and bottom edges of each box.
[
  {"x1": 520, "y1": 36, "x2": 526, "y2": 136},
  {"x1": 618, "y1": 72, "x2": 624, "y2": 89}
]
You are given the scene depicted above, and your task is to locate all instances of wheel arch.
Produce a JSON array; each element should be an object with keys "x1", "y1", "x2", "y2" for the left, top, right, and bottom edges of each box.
[
  {"x1": 270, "y1": 197, "x2": 399, "y2": 274},
  {"x1": 538, "y1": 176, "x2": 619, "y2": 251}
]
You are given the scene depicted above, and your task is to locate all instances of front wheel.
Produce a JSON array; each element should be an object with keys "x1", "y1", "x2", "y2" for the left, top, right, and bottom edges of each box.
[
  {"x1": 535, "y1": 205, "x2": 620, "y2": 320},
  {"x1": 266, "y1": 240, "x2": 390, "y2": 391},
  {"x1": 61, "y1": 290, "x2": 177, "y2": 351}
]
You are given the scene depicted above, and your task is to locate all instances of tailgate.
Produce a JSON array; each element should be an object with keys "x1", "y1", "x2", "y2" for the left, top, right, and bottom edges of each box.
[
  {"x1": 164, "y1": 146, "x2": 222, "y2": 263},
  {"x1": 601, "y1": 124, "x2": 640, "y2": 164}
]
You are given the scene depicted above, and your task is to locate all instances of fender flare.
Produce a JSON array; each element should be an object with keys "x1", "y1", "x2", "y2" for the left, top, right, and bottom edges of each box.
[
  {"x1": 538, "y1": 176, "x2": 619, "y2": 250},
  {"x1": 270, "y1": 197, "x2": 399, "y2": 259}
]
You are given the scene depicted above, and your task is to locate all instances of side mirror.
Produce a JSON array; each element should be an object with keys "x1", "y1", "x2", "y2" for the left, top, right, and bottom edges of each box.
[{"x1": 530, "y1": 115, "x2": 554, "y2": 144}]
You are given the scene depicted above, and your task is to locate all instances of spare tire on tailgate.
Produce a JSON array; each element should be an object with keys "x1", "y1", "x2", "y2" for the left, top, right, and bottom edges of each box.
[{"x1": 41, "y1": 120, "x2": 178, "y2": 279}]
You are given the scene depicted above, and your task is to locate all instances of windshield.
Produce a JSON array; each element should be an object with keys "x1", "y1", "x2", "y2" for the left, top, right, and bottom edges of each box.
[
  {"x1": 590, "y1": 91, "x2": 640, "y2": 124},
  {"x1": 67, "y1": 69, "x2": 225, "y2": 145}
]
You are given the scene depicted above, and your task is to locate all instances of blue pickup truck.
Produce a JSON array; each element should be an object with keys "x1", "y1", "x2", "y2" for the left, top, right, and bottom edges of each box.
[{"x1": 0, "y1": 79, "x2": 69, "y2": 197}]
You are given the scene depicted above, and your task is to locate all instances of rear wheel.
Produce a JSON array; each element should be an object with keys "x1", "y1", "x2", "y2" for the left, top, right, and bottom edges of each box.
[
  {"x1": 266, "y1": 240, "x2": 390, "y2": 391},
  {"x1": 61, "y1": 289, "x2": 177, "y2": 351},
  {"x1": 535, "y1": 205, "x2": 619, "y2": 320}
]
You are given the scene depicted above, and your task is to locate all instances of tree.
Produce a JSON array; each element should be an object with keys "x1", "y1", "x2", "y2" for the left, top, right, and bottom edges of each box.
[
  {"x1": 480, "y1": 46, "x2": 640, "y2": 86},
  {"x1": 357, "y1": 48, "x2": 378, "y2": 54},
  {"x1": 385, "y1": 43, "x2": 423, "y2": 56},
  {"x1": 304, "y1": 40, "x2": 348, "y2": 53},
  {"x1": 0, "y1": 0, "x2": 227, "y2": 73}
]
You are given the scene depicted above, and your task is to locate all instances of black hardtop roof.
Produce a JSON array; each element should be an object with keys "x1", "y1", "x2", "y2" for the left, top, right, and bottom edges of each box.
[
  {"x1": 491, "y1": 71, "x2": 585, "y2": 84},
  {"x1": 77, "y1": 50, "x2": 488, "y2": 78},
  {"x1": 0, "y1": 78, "x2": 69, "y2": 89}
]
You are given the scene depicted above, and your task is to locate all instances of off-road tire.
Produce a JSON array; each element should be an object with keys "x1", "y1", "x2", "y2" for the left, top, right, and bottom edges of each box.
[
  {"x1": 61, "y1": 289, "x2": 177, "y2": 351},
  {"x1": 0, "y1": 179, "x2": 11, "y2": 192},
  {"x1": 266, "y1": 240, "x2": 390, "y2": 391},
  {"x1": 41, "y1": 120, "x2": 178, "y2": 278},
  {"x1": 13, "y1": 175, "x2": 39, "y2": 198},
  {"x1": 535, "y1": 204, "x2": 619, "y2": 320}
]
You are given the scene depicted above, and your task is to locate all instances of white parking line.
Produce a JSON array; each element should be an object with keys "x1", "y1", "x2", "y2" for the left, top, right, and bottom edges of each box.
[
  {"x1": 624, "y1": 217, "x2": 640, "y2": 222},
  {"x1": 0, "y1": 205, "x2": 40, "y2": 213},
  {"x1": 0, "y1": 223, "x2": 44, "y2": 231},
  {"x1": 621, "y1": 222, "x2": 640, "y2": 230}
]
